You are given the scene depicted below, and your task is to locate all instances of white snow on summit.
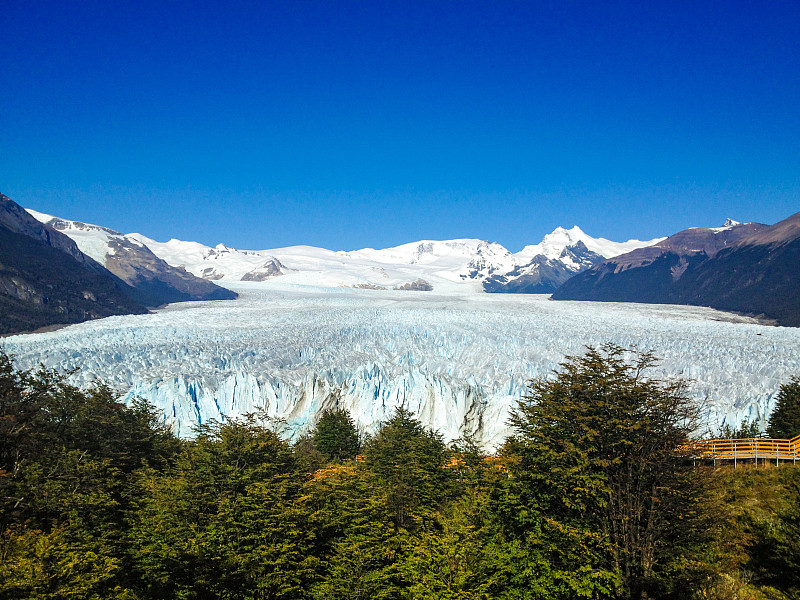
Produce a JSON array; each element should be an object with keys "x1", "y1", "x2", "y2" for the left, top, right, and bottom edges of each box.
[
  {"x1": 517, "y1": 226, "x2": 664, "y2": 262},
  {"x1": 128, "y1": 229, "x2": 662, "y2": 291},
  {"x1": 710, "y1": 218, "x2": 744, "y2": 232},
  {"x1": 26, "y1": 208, "x2": 146, "y2": 265},
  {"x1": 26, "y1": 203, "x2": 662, "y2": 292},
  {"x1": 25, "y1": 209, "x2": 236, "y2": 302}
]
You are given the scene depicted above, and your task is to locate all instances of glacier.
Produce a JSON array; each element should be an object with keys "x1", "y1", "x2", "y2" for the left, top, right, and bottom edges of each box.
[{"x1": 3, "y1": 281, "x2": 799, "y2": 448}]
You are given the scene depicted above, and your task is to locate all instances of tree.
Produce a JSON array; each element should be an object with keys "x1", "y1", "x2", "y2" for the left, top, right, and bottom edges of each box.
[
  {"x1": 399, "y1": 485, "x2": 528, "y2": 600},
  {"x1": 704, "y1": 466, "x2": 800, "y2": 599},
  {"x1": 506, "y1": 344, "x2": 705, "y2": 600},
  {"x1": 304, "y1": 464, "x2": 402, "y2": 600},
  {"x1": 312, "y1": 408, "x2": 361, "y2": 461},
  {"x1": 363, "y1": 408, "x2": 448, "y2": 531},
  {"x1": 0, "y1": 524, "x2": 129, "y2": 600},
  {"x1": 767, "y1": 376, "x2": 800, "y2": 439},
  {"x1": 129, "y1": 416, "x2": 315, "y2": 599},
  {"x1": 0, "y1": 351, "x2": 179, "y2": 598},
  {"x1": 293, "y1": 433, "x2": 327, "y2": 474},
  {"x1": 719, "y1": 417, "x2": 762, "y2": 439}
]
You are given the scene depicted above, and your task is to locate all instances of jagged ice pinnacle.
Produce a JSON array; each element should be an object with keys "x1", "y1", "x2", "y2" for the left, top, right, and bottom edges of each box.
[{"x1": 4, "y1": 281, "x2": 798, "y2": 448}]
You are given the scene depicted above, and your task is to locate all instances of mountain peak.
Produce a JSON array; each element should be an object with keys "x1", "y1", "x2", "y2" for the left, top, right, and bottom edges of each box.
[
  {"x1": 549, "y1": 225, "x2": 584, "y2": 237},
  {"x1": 538, "y1": 226, "x2": 584, "y2": 255},
  {"x1": 515, "y1": 225, "x2": 660, "y2": 263}
]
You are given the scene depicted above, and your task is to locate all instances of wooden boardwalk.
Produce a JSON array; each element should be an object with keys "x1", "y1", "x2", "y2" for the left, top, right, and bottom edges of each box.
[{"x1": 683, "y1": 434, "x2": 800, "y2": 467}]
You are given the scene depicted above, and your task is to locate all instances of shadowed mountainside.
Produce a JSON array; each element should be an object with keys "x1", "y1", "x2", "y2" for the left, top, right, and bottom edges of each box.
[
  {"x1": 30, "y1": 211, "x2": 238, "y2": 306},
  {"x1": 1, "y1": 193, "x2": 237, "y2": 334},
  {"x1": 553, "y1": 213, "x2": 800, "y2": 326},
  {"x1": 0, "y1": 195, "x2": 148, "y2": 334}
]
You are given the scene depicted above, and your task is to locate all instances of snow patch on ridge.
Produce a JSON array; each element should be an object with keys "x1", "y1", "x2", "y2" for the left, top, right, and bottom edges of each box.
[{"x1": 26, "y1": 208, "x2": 133, "y2": 264}]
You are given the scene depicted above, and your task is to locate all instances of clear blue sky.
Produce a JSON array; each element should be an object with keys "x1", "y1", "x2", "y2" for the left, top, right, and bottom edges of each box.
[{"x1": 2, "y1": 1, "x2": 798, "y2": 251}]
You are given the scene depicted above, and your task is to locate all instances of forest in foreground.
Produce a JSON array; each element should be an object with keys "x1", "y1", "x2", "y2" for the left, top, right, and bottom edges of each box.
[{"x1": 1, "y1": 346, "x2": 799, "y2": 600}]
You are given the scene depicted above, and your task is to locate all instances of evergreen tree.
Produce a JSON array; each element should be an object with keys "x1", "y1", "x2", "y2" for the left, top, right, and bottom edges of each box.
[
  {"x1": 0, "y1": 351, "x2": 178, "y2": 598},
  {"x1": 506, "y1": 344, "x2": 705, "y2": 600},
  {"x1": 129, "y1": 416, "x2": 314, "y2": 599},
  {"x1": 364, "y1": 408, "x2": 447, "y2": 531},
  {"x1": 293, "y1": 433, "x2": 328, "y2": 474},
  {"x1": 312, "y1": 407, "x2": 361, "y2": 461},
  {"x1": 766, "y1": 376, "x2": 800, "y2": 438},
  {"x1": 399, "y1": 480, "x2": 529, "y2": 600},
  {"x1": 719, "y1": 417, "x2": 762, "y2": 438},
  {"x1": 305, "y1": 464, "x2": 402, "y2": 599}
]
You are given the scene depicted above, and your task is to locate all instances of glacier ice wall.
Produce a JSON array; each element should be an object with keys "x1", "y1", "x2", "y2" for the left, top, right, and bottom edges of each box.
[{"x1": 3, "y1": 281, "x2": 799, "y2": 448}]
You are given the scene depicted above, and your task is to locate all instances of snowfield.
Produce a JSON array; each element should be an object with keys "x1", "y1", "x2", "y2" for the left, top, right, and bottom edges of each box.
[
  {"x1": 126, "y1": 226, "x2": 663, "y2": 287},
  {"x1": 3, "y1": 281, "x2": 799, "y2": 448}
]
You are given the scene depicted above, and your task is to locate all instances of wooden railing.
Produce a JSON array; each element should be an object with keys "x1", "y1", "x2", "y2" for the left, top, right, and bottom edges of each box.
[{"x1": 682, "y1": 434, "x2": 800, "y2": 467}]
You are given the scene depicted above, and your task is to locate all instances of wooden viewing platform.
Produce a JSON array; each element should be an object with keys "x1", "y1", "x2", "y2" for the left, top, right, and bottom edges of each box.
[{"x1": 683, "y1": 434, "x2": 800, "y2": 467}]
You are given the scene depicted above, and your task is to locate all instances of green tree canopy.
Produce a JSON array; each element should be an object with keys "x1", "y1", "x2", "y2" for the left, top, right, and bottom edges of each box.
[
  {"x1": 312, "y1": 407, "x2": 361, "y2": 461},
  {"x1": 130, "y1": 416, "x2": 314, "y2": 599},
  {"x1": 505, "y1": 344, "x2": 705, "y2": 600},
  {"x1": 364, "y1": 408, "x2": 448, "y2": 531},
  {"x1": 0, "y1": 351, "x2": 179, "y2": 599},
  {"x1": 767, "y1": 376, "x2": 800, "y2": 439}
]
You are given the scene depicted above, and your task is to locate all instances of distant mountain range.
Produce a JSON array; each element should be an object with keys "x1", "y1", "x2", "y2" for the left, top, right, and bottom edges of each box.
[
  {"x1": 0, "y1": 193, "x2": 235, "y2": 334},
  {"x1": 128, "y1": 225, "x2": 661, "y2": 294},
  {"x1": 553, "y1": 212, "x2": 800, "y2": 326},
  {"x1": 28, "y1": 209, "x2": 238, "y2": 307},
  {"x1": 3, "y1": 189, "x2": 798, "y2": 332}
]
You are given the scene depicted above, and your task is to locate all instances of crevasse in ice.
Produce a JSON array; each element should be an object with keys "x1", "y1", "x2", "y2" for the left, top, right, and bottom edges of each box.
[{"x1": 4, "y1": 282, "x2": 798, "y2": 448}]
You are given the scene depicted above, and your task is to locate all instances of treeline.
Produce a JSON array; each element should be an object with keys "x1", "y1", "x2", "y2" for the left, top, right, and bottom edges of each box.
[{"x1": 1, "y1": 347, "x2": 798, "y2": 600}]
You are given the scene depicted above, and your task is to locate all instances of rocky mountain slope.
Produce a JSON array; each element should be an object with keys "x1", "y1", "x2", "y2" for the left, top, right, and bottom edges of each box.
[
  {"x1": 0, "y1": 194, "x2": 147, "y2": 334},
  {"x1": 482, "y1": 239, "x2": 604, "y2": 293},
  {"x1": 553, "y1": 213, "x2": 800, "y2": 326},
  {"x1": 28, "y1": 210, "x2": 237, "y2": 306}
]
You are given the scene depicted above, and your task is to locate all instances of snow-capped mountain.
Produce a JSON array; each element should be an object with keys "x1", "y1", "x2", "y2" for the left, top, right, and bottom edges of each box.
[
  {"x1": 129, "y1": 228, "x2": 662, "y2": 294},
  {"x1": 554, "y1": 212, "x2": 800, "y2": 327},
  {"x1": 482, "y1": 241, "x2": 605, "y2": 293},
  {"x1": 478, "y1": 226, "x2": 667, "y2": 293},
  {"x1": 17, "y1": 199, "x2": 663, "y2": 297},
  {"x1": 517, "y1": 225, "x2": 662, "y2": 262},
  {"x1": 0, "y1": 193, "x2": 147, "y2": 333},
  {"x1": 27, "y1": 210, "x2": 237, "y2": 305},
  {"x1": 127, "y1": 234, "x2": 518, "y2": 291}
]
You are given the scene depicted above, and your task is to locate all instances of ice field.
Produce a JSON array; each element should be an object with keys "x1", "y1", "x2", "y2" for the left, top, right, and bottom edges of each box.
[{"x1": 4, "y1": 281, "x2": 799, "y2": 448}]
